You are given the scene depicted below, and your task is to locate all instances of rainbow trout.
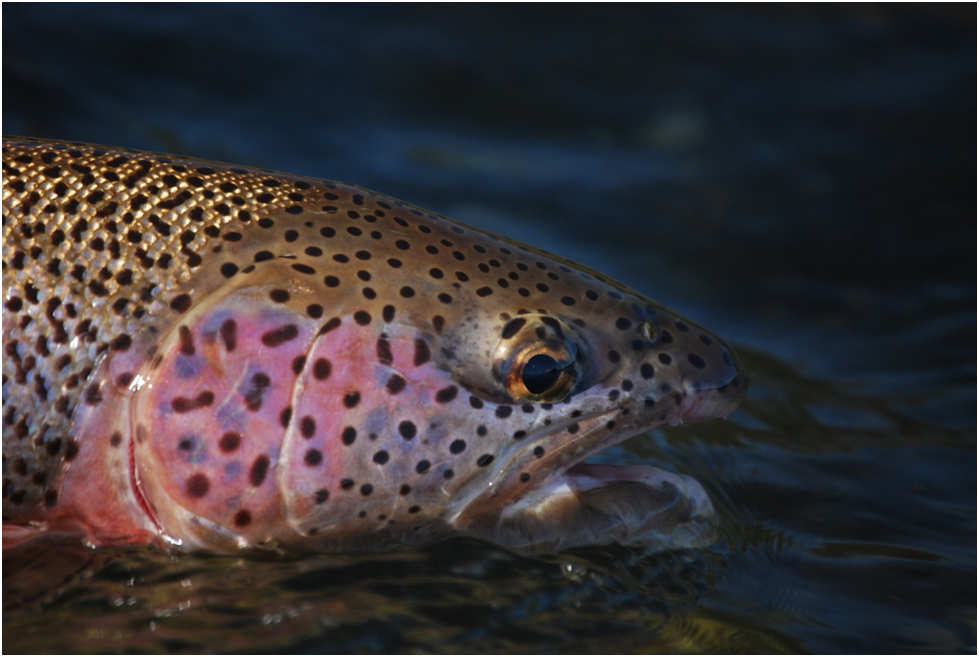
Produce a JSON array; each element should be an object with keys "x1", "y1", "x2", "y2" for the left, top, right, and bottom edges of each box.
[{"x1": 2, "y1": 138, "x2": 745, "y2": 553}]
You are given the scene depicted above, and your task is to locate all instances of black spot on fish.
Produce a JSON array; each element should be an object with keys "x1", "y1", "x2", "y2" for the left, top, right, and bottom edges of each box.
[
  {"x1": 313, "y1": 358, "x2": 332, "y2": 380},
  {"x1": 399, "y1": 421, "x2": 417, "y2": 440},
  {"x1": 376, "y1": 337, "x2": 393, "y2": 365},
  {"x1": 220, "y1": 319, "x2": 237, "y2": 352},
  {"x1": 178, "y1": 326, "x2": 194, "y2": 355},
  {"x1": 435, "y1": 386, "x2": 458, "y2": 403},
  {"x1": 501, "y1": 318, "x2": 526, "y2": 339},
  {"x1": 187, "y1": 473, "x2": 210, "y2": 498},
  {"x1": 319, "y1": 317, "x2": 342, "y2": 334},
  {"x1": 219, "y1": 432, "x2": 241, "y2": 453},
  {"x1": 413, "y1": 339, "x2": 431, "y2": 366},
  {"x1": 262, "y1": 324, "x2": 298, "y2": 347},
  {"x1": 170, "y1": 294, "x2": 192, "y2": 313},
  {"x1": 249, "y1": 455, "x2": 270, "y2": 486},
  {"x1": 386, "y1": 374, "x2": 406, "y2": 394}
]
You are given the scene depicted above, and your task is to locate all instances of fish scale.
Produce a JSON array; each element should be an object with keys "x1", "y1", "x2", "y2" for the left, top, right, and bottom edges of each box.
[{"x1": 2, "y1": 138, "x2": 746, "y2": 553}]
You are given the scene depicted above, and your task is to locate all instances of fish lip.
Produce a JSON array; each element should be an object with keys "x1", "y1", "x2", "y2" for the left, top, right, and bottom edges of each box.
[
  {"x1": 499, "y1": 406, "x2": 625, "y2": 478},
  {"x1": 677, "y1": 376, "x2": 746, "y2": 424}
]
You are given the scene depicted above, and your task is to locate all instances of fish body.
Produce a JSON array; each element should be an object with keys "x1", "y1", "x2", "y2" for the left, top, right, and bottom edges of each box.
[{"x1": 2, "y1": 138, "x2": 745, "y2": 553}]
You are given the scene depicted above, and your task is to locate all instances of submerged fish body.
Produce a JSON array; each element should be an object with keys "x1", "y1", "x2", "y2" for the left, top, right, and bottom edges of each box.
[{"x1": 2, "y1": 138, "x2": 745, "y2": 553}]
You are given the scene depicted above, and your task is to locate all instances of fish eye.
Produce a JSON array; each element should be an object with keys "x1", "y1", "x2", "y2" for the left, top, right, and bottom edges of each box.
[
  {"x1": 522, "y1": 354, "x2": 563, "y2": 394},
  {"x1": 494, "y1": 314, "x2": 583, "y2": 403},
  {"x1": 505, "y1": 343, "x2": 577, "y2": 402}
]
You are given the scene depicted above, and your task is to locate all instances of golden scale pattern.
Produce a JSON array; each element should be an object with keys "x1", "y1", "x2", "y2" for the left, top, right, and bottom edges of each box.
[{"x1": 2, "y1": 139, "x2": 631, "y2": 516}]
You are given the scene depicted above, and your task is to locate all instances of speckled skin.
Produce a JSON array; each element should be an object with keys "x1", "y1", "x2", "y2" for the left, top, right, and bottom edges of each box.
[{"x1": 2, "y1": 138, "x2": 745, "y2": 552}]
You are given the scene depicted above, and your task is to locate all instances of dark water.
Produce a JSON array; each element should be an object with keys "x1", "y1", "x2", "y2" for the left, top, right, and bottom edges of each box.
[{"x1": 2, "y1": 4, "x2": 975, "y2": 653}]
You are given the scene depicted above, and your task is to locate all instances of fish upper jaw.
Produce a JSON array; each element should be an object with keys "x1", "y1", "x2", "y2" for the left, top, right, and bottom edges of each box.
[
  {"x1": 443, "y1": 404, "x2": 623, "y2": 527},
  {"x1": 673, "y1": 376, "x2": 746, "y2": 425}
]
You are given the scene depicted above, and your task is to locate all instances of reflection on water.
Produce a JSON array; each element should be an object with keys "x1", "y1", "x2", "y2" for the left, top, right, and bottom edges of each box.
[
  {"x1": 3, "y1": 531, "x2": 793, "y2": 653},
  {"x1": 2, "y1": 4, "x2": 975, "y2": 653}
]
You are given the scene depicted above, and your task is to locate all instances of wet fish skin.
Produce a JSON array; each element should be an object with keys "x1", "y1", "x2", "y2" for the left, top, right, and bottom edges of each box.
[{"x1": 2, "y1": 138, "x2": 745, "y2": 552}]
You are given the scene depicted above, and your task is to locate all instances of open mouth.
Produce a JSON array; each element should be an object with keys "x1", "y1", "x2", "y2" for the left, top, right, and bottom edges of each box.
[{"x1": 449, "y1": 397, "x2": 720, "y2": 552}]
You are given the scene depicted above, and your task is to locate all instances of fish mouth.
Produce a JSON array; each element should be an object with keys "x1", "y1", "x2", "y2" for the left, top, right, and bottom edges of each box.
[
  {"x1": 447, "y1": 390, "x2": 726, "y2": 550},
  {"x1": 447, "y1": 404, "x2": 718, "y2": 551}
]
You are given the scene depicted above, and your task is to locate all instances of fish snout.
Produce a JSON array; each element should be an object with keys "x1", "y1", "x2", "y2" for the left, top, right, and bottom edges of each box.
[
  {"x1": 682, "y1": 328, "x2": 745, "y2": 420},
  {"x1": 628, "y1": 316, "x2": 746, "y2": 424},
  {"x1": 677, "y1": 372, "x2": 746, "y2": 422}
]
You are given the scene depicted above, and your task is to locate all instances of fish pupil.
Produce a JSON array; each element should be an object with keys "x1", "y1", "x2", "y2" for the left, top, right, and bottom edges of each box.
[{"x1": 522, "y1": 354, "x2": 562, "y2": 394}]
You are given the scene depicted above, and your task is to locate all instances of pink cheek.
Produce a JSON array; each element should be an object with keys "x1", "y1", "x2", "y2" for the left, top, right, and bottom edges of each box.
[
  {"x1": 278, "y1": 322, "x2": 441, "y2": 527},
  {"x1": 133, "y1": 304, "x2": 316, "y2": 543}
]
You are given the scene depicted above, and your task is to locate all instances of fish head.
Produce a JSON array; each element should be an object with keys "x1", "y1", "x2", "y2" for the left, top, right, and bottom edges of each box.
[
  {"x1": 424, "y1": 252, "x2": 746, "y2": 547},
  {"x1": 121, "y1": 209, "x2": 745, "y2": 552}
]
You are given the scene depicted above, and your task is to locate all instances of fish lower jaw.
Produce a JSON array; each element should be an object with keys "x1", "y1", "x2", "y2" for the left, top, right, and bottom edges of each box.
[{"x1": 475, "y1": 463, "x2": 716, "y2": 553}]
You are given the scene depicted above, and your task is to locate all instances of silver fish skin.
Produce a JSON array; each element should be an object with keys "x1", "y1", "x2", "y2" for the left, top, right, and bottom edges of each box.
[{"x1": 2, "y1": 138, "x2": 745, "y2": 553}]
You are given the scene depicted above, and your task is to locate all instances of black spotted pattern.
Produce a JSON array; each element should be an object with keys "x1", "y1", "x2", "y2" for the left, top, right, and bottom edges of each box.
[{"x1": 0, "y1": 140, "x2": 735, "y2": 532}]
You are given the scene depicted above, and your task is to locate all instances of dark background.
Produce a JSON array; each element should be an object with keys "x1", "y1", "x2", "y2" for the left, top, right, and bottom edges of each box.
[
  {"x1": 3, "y1": 4, "x2": 975, "y2": 653},
  {"x1": 5, "y1": 5, "x2": 973, "y2": 357}
]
